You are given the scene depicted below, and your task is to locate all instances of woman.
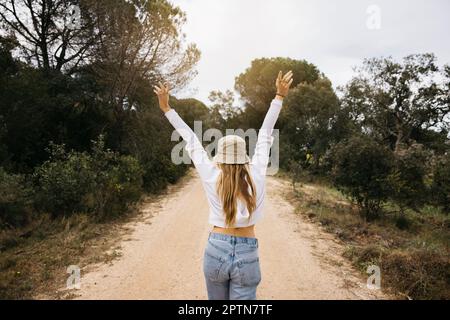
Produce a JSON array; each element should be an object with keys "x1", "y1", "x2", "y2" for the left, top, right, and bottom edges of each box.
[{"x1": 154, "y1": 70, "x2": 293, "y2": 300}]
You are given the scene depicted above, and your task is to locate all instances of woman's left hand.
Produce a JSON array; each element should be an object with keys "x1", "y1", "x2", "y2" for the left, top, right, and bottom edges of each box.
[{"x1": 154, "y1": 82, "x2": 171, "y2": 113}]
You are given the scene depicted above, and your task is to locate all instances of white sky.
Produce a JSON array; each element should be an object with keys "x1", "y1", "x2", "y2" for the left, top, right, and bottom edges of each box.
[{"x1": 171, "y1": 0, "x2": 450, "y2": 104}]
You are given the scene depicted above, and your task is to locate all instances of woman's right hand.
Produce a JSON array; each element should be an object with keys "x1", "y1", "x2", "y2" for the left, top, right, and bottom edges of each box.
[
  {"x1": 154, "y1": 82, "x2": 171, "y2": 113},
  {"x1": 275, "y1": 70, "x2": 294, "y2": 100}
]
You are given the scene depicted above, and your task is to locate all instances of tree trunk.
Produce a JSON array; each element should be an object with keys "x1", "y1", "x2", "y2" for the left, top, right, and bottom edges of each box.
[{"x1": 394, "y1": 112, "x2": 404, "y2": 154}]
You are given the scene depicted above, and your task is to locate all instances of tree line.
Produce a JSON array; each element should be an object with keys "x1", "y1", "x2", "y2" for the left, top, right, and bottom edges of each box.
[
  {"x1": 223, "y1": 55, "x2": 449, "y2": 221},
  {"x1": 1, "y1": 0, "x2": 449, "y2": 232}
]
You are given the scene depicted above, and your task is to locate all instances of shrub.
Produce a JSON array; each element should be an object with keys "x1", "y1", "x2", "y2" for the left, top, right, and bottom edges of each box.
[
  {"x1": 346, "y1": 245, "x2": 450, "y2": 299},
  {"x1": 0, "y1": 168, "x2": 32, "y2": 228},
  {"x1": 329, "y1": 136, "x2": 394, "y2": 220},
  {"x1": 141, "y1": 156, "x2": 187, "y2": 193},
  {"x1": 431, "y1": 153, "x2": 450, "y2": 214},
  {"x1": 387, "y1": 144, "x2": 430, "y2": 214},
  {"x1": 33, "y1": 136, "x2": 143, "y2": 219},
  {"x1": 382, "y1": 249, "x2": 450, "y2": 300},
  {"x1": 89, "y1": 138, "x2": 144, "y2": 217},
  {"x1": 33, "y1": 144, "x2": 94, "y2": 216},
  {"x1": 119, "y1": 111, "x2": 188, "y2": 193}
]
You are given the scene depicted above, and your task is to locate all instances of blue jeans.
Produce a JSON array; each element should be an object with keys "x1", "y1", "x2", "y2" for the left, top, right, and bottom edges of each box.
[{"x1": 203, "y1": 232, "x2": 261, "y2": 300}]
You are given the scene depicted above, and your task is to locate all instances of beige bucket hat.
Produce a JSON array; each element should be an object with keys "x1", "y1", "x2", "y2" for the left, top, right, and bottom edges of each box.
[{"x1": 213, "y1": 135, "x2": 250, "y2": 164}]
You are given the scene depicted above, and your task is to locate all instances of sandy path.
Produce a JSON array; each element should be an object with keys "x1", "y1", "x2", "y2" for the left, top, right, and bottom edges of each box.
[{"x1": 72, "y1": 172, "x2": 386, "y2": 300}]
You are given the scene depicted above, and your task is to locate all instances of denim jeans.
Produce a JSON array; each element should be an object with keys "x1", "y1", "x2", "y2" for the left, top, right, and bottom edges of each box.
[{"x1": 203, "y1": 232, "x2": 262, "y2": 300}]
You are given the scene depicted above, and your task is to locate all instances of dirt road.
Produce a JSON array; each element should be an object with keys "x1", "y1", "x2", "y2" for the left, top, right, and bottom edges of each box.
[{"x1": 72, "y1": 172, "x2": 386, "y2": 299}]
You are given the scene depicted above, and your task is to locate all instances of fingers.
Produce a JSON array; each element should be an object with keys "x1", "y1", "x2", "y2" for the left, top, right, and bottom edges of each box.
[
  {"x1": 283, "y1": 72, "x2": 293, "y2": 83},
  {"x1": 282, "y1": 70, "x2": 293, "y2": 82},
  {"x1": 153, "y1": 85, "x2": 162, "y2": 94},
  {"x1": 287, "y1": 78, "x2": 293, "y2": 88},
  {"x1": 154, "y1": 82, "x2": 170, "y2": 95}
]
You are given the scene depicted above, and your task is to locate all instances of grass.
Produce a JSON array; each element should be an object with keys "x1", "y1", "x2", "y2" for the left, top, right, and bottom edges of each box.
[
  {"x1": 0, "y1": 211, "x2": 138, "y2": 299},
  {"x1": 279, "y1": 171, "x2": 450, "y2": 300},
  {"x1": 0, "y1": 170, "x2": 194, "y2": 300}
]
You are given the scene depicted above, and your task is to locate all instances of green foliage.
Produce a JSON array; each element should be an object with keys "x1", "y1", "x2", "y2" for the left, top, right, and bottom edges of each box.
[
  {"x1": 0, "y1": 62, "x2": 110, "y2": 171},
  {"x1": 280, "y1": 78, "x2": 340, "y2": 172},
  {"x1": 119, "y1": 103, "x2": 189, "y2": 193},
  {"x1": 207, "y1": 90, "x2": 243, "y2": 130},
  {"x1": 431, "y1": 153, "x2": 450, "y2": 213},
  {"x1": 340, "y1": 53, "x2": 449, "y2": 153},
  {"x1": 234, "y1": 57, "x2": 320, "y2": 129},
  {"x1": 0, "y1": 168, "x2": 32, "y2": 228},
  {"x1": 84, "y1": 137, "x2": 144, "y2": 217},
  {"x1": 387, "y1": 144, "x2": 430, "y2": 213},
  {"x1": 329, "y1": 136, "x2": 394, "y2": 220},
  {"x1": 172, "y1": 97, "x2": 210, "y2": 125},
  {"x1": 33, "y1": 143, "x2": 94, "y2": 216},
  {"x1": 33, "y1": 136, "x2": 143, "y2": 219}
]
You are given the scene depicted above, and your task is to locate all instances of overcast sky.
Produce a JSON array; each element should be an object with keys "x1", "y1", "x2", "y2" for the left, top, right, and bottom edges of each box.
[{"x1": 171, "y1": 0, "x2": 450, "y2": 104}]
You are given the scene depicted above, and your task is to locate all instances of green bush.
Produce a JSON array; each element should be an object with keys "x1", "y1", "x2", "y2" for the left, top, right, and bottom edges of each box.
[
  {"x1": 431, "y1": 153, "x2": 450, "y2": 214},
  {"x1": 33, "y1": 137, "x2": 143, "y2": 219},
  {"x1": 329, "y1": 136, "x2": 394, "y2": 220},
  {"x1": 387, "y1": 144, "x2": 430, "y2": 214},
  {"x1": 0, "y1": 168, "x2": 32, "y2": 228},
  {"x1": 89, "y1": 138, "x2": 144, "y2": 217},
  {"x1": 141, "y1": 158, "x2": 186, "y2": 193},
  {"x1": 33, "y1": 144, "x2": 94, "y2": 216}
]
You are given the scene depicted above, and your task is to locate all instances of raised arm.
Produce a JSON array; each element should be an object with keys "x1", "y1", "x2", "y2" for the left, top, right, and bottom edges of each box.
[
  {"x1": 251, "y1": 71, "x2": 293, "y2": 174},
  {"x1": 154, "y1": 83, "x2": 216, "y2": 180}
]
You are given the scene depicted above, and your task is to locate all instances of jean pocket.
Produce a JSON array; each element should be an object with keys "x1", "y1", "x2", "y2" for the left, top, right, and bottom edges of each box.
[
  {"x1": 203, "y1": 250, "x2": 225, "y2": 282},
  {"x1": 238, "y1": 258, "x2": 261, "y2": 287}
]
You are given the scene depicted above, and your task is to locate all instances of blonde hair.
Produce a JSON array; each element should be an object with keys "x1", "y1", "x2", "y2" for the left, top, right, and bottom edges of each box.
[{"x1": 216, "y1": 163, "x2": 257, "y2": 227}]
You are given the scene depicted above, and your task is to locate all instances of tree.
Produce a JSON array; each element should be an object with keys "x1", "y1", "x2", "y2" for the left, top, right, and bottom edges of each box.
[
  {"x1": 0, "y1": 0, "x2": 100, "y2": 71},
  {"x1": 207, "y1": 90, "x2": 243, "y2": 130},
  {"x1": 172, "y1": 97, "x2": 210, "y2": 128},
  {"x1": 88, "y1": 0, "x2": 200, "y2": 115},
  {"x1": 0, "y1": 1, "x2": 201, "y2": 170},
  {"x1": 341, "y1": 54, "x2": 449, "y2": 153},
  {"x1": 329, "y1": 136, "x2": 394, "y2": 220},
  {"x1": 0, "y1": 0, "x2": 200, "y2": 104},
  {"x1": 234, "y1": 57, "x2": 320, "y2": 130},
  {"x1": 0, "y1": 39, "x2": 111, "y2": 170},
  {"x1": 387, "y1": 143, "x2": 430, "y2": 214},
  {"x1": 431, "y1": 153, "x2": 450, "y2": 214},
  {"x1": 279, "y1": 77, "x2": 340, "y2": 171}
]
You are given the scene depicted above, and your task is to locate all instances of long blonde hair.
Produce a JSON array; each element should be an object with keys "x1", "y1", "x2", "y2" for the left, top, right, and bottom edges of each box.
[{"x1": 216, "y1": 163, "x2": 257, "y2": 227}]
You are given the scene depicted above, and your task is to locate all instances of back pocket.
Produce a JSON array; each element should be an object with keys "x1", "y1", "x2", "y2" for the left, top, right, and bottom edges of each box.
[
  {"x1": 238, "y1": 258, "x2": 261, "y2": 287},
  {"x1": 203, "y1": 251, "x2": 224, "y2": 282}
]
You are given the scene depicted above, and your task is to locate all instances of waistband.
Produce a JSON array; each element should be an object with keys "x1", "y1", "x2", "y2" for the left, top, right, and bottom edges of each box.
[{"x1": 209, "y1": 232, "x2": 258, "y2": 245}]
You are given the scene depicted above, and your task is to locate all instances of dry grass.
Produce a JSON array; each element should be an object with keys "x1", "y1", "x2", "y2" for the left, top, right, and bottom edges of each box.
[
  {"x1": 0, "y1": 171, "x2": 195, "y2": 300},
  {"x1": 278, "y1": 171, "x2": 450, "y2": 300},
  {"x1": 0, "y1": 211, "x2": 138, "y2": 299}
]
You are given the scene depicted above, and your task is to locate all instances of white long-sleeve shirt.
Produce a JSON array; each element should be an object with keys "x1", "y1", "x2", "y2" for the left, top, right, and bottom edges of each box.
[{"x1": 164, "y1": 98, "x2": 283, "y2": 227}]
